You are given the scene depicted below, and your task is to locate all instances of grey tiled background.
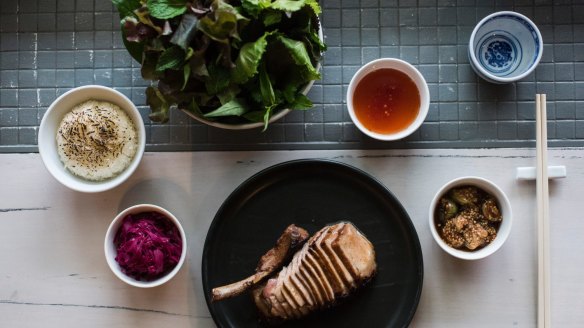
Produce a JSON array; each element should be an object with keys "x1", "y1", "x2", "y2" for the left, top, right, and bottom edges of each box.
[{"x1": 1, "y1": 0, "x2": 584, "y2": 152}]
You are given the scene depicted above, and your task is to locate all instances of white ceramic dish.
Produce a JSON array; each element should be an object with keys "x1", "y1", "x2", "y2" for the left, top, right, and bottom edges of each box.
[
  {"x1": 469, "y1": 11, "x2": 543, "y2": 83},
  {"x1": 429, "y1": 176, "x2": 512, "y2": 260},
  {"x1": 346, "y1": 58, "x2": 430, "y2": 141},
  {"x1": 38, "y1": 85, "x2": 145, "y2": 193},
  {"x1": 104, "y1": 204, "x2": 187, "y2": 288}
]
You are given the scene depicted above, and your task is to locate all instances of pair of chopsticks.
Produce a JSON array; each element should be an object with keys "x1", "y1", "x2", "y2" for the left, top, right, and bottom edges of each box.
[{"x1": 536, "y1": 94, "x2": 551, "y2": 328}]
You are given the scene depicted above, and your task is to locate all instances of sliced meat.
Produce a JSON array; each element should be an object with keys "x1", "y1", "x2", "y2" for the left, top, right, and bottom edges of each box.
[
  {"x1": 212, "y1": 222, "x2": 377, "y2": 324},
  {"x1": 211, "y1": 224, "x2": 309, "y2": 302},
  {"x1": 256, "y1": 222, "x2": 377, "y2": 323}
]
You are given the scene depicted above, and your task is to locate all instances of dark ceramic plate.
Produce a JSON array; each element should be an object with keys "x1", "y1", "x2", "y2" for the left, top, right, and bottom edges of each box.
[{"x1": 202, "y1": 159, "x2": 423, "y2": 328}]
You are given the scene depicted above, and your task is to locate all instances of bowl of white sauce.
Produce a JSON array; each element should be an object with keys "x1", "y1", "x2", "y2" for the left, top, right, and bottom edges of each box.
[{"x1": 39, "y1": 85, "x2": 145, "y2": 193}]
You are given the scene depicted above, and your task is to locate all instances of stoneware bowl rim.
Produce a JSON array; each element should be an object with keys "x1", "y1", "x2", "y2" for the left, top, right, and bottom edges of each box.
[
  {"x1": 38, "y1": 85, "x2": 146, "y2": 193},
  {"x1": 428, "y1": 176, "x2": 513, "y2": 260},
  {"x1": 104, "y1": 204, "x2": 187, "y2": 288},
  {"x1": 468, "y1": 11, "x2": 543, "y2": 83},
  {"x1": 346, "y1": 58, "x2": 430, "y2": 141}
]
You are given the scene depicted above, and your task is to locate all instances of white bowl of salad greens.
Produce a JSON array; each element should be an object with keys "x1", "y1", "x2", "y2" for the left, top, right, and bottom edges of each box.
[{"x1": 114, "y1": 0, "x2": 325, "y2": 130}]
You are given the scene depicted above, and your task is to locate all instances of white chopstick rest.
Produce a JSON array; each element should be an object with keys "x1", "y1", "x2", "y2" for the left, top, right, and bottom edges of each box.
[{"x1": 516, "y1": 166, "x2": 567, "y2": 180}]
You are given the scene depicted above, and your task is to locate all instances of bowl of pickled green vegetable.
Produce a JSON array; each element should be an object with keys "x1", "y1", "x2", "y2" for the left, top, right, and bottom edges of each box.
[
  {"x1": 429, "y1": 176, "x2": 512, "y2": 260},
  {"x1": 113, "y1": 0, "x2": 325, "y2": 130}
]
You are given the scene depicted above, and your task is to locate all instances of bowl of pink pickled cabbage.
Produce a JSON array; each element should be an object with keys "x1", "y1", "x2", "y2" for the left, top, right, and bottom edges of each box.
[{"x1": 104, "y1": 204, "x2": 187, "y2": 288}]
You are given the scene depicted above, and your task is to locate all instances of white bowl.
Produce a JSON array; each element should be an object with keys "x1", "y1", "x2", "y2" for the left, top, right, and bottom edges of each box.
[
  {"x1": 104, "y1": 204, "x2": 187, "y2": 288},
  {"x1": 39, "y1": 85, "x2": 146, "y2": 193},
  {"x1": 429, "y1": 176, "x2": 512, "y2": 260},
  {"x1": 469, "y1": 11, "x2": 543, "y2": 83},
  {"x1": 346, "y1": 58, "x2": 430, "y2": 141}
]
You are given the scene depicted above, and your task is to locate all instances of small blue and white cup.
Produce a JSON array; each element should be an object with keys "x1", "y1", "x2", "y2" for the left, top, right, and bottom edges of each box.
[{"x1": 469, "y1": 11, "x2": 543, "y2": 84}]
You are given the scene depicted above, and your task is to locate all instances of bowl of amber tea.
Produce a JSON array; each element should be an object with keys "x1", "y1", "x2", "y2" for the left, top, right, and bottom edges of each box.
[{"x1": 347, "y1": 58, "x2": 430, "y2": 141}]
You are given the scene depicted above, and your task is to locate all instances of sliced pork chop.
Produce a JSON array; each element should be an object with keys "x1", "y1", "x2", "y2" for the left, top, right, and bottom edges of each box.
[{"x1": 258, "y1": 222, "x2": 377, "y2": 322}]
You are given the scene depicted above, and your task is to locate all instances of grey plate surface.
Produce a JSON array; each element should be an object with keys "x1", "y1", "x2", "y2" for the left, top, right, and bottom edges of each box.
[{"x1": 1, "y1": 0, "x2": 583, "y2": 152}]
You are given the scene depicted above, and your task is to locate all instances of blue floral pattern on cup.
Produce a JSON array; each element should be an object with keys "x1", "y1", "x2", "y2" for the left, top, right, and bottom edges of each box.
[
  {"x1": 476, "y1": 30, "x2": 522, "y2": 76},
  {"x1": 484, "y1": 41, "x2": 513, "y2": 69}
]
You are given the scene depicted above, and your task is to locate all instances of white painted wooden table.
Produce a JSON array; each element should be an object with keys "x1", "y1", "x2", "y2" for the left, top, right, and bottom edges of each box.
[{"x1": 1, "y1": 148, "x2": 583, "y2": 327}]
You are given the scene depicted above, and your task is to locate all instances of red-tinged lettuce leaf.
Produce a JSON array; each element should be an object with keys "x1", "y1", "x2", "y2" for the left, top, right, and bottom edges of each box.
[
  {"x1": 156, "y1": 46, "x2": 185, "y2": 72},
  {"x1": 146, "y1": 86, "x2": 171, "y2": 123},
  {"x1": 123, "y1": 17, "x2": 158, "y2": 43},
  {"x1": 135, "y1": 6, "x2": 163, "y2": 34},
  {"x1": 141, "y1": 52, "x2": 163, "y2": 80},
  {"x1": 187, "y1": 35, "x2": 210, "y2": 77},
  {"x1": 232, "y1": 31, "x2": 273, "y2": 84},
  {"x1": 121, "y1": 26, "x2": 145, "y2": 63},
  {"x1": 197, "y1": 1, "x2": 239, "y2": 43},
  {"x1": 203, "y1": 98, "x2": 249, "y2": 117},
  {"x1": 146, "y1": 0, "x2": 187, "y2": 20},
  {"x1": 170, "y1": 13, "x2": 199, "y2": 50},
  {"x1": 112, "y1": 0, "x2": 142, "y2": 18}
]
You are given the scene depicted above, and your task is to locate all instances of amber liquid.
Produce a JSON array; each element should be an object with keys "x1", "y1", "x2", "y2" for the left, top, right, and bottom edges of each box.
[{"x1": 352, "y1": 68, "x2": 421, "y2": 134}]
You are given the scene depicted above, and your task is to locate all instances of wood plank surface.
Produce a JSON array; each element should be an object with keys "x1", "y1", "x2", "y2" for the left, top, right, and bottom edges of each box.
[{"x1": 0, "y1": 148, "x2": 583, "y2": 327}]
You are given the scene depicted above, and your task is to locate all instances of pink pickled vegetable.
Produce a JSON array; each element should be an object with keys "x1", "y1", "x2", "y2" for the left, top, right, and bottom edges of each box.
[{"x1": 114, "y1": 211, "x2": 182, "y2": 281}]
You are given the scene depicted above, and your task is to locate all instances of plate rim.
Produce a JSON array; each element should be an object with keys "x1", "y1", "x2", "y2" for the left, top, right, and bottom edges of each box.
[{"x1": 201, "y1": 158, "x2": 424, "y2": 327}]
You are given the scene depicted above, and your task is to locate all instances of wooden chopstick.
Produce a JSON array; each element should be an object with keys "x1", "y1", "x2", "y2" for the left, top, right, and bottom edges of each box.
[{"x1": 536, "y1": 94, "x2": 551, "y2": 328}]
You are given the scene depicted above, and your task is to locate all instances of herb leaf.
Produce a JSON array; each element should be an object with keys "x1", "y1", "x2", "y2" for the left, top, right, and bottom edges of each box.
[
  {"x1": 232, "y1": 31, "x2": 273, "y2": 84},
  {"x1": 156, "y1": 46, "x2": 185, "y2": 71},
  {"x1": 146, "y1": 0, "x2": 187, "y2": 19},
  {"x1": 204, "y1": 98, "x2": 249, "y2": 117},
  {"x1": 277, "y1": 35, "x2": 320, "y2": 80}
]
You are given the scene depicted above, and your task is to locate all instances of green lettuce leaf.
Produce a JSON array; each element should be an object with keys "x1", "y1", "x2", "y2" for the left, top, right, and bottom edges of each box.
[
  {"x1": 262, "y1": 10, "x2": 282, "y2": 26},
  {"x1": 241, "y1": 0, "x2": 271, "y2": 18},
  {"x1": 181, "y1": 64, "x2": 191, "y2": 91},
  {"x1": 259, "y1": 61, "x2": 276, "y2": 106},
  {"x1": 146, "y1": 0, "x2": 187, "y2": 19},
  {"x1": 271, "y1": 0, "x2": 306, "y2": 12},
  {"x1": 277, "y1": 35, "x2": 320, "y2": 80},
  {"x1": 305, "y1": 0, "x2": 321, "y2": 15},
  {"x1": 232, "y1": 31, "x2": 273, "y2": 84},
  {"x1": 204, "y1": 98, "x2": 249, "y2": 117},
  {"x1": 288, "y1": 93, "x2": 312, "y2": 110}
]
